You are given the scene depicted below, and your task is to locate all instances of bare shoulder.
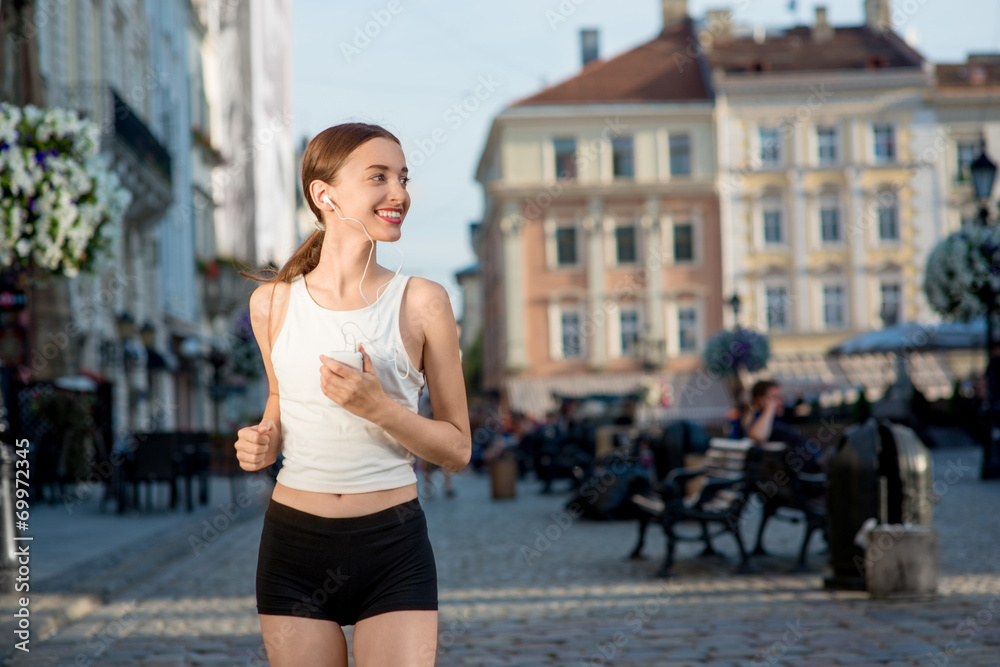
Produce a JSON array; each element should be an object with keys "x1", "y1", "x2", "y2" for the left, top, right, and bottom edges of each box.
[
  {"x1": 404, "y1": 277, "x2": 454, "y2": 324},
  {"x1": 249, "y1": 280, "x2": 291, "y2": 349},
  {"x1": 405, "y1": 276, "x2": 449, "y2": 305}
]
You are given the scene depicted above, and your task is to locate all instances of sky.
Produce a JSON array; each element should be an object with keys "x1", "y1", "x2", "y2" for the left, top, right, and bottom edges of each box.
[{"x1": 291, "y1": 0, "x2": 1000, "y2": 316}]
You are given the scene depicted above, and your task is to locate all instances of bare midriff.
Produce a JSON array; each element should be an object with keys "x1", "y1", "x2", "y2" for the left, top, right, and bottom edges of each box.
[{"x1": 271, "y1": 480, "x2": 419, "y2": 518}]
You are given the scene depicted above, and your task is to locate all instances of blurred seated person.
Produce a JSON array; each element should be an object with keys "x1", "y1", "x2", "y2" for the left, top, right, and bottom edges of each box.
[
  {"x1": 746, "y1": 380, "x2": 823, "y2": 474},
  {"x1": 725, "y1": 399, "x2": 750, "y2": 439}
]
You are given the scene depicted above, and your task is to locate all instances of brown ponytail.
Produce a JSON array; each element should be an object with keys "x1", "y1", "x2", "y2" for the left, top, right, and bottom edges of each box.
[{"x1": 240, "y1": 122, "x2": 402, "y2": 348}]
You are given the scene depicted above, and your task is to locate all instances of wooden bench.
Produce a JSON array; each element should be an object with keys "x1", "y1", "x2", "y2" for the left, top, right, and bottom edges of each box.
[
  {"x1": 629, "y1": 437, "x2": 756, "y2": 577},
  {"x1": 744, "y1": 442, "x2": 827, "y2": 571}
]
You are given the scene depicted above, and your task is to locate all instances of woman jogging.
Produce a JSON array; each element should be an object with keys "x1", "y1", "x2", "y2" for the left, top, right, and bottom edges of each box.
[{"x1": 235, "y1": 122, "x2": 471, "y2": 666}]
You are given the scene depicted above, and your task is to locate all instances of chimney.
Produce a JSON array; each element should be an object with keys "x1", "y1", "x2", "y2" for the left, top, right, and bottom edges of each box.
[
  {"x1": 580, "y1": 29, "x2": 599, "y2": 66},
  {"x1": 661, "y1": 0, "x2": 687, "y2": 31},
  {"x1": 864, "y1": 0, "x2": 891, "y2": 32},
  {"x1": 813, "y1": 6, "x2": 833, "y2": 42},
  {"x1": 704, "y1": 9, "x2": 732, "y2": 41}
]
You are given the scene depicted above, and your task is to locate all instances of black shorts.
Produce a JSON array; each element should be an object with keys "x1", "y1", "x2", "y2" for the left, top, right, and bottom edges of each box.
[{"x1": 255, "y1": 496, "x2": 437, "y2": 626}]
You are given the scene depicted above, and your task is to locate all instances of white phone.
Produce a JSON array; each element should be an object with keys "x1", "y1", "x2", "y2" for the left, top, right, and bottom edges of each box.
[{"x1": 324, "y1": 350, "x2": 363, "y2": 372}]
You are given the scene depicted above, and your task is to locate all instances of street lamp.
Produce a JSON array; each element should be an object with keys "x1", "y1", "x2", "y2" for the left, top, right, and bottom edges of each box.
[
  {"x1": 971, "y1": 140, "x2": 1000, "y2": 479},
  {"x1": 115, "y1": 311, "x2": 135, "y2": 339},
  {"x1": 139, "y1": 322, "x2": 156, "y2": 348},
  {"x1": 207, "y1": 345, "x2": 228, "y2": 432},
  {"x1": 139, "y1": 322, "x2": 156, "y2": 428},
  {"x1": 728, "y1": 293, "x2": 741, "y2": 329},
  {"x1": 116, "y1": 312, "x2": 136, "y2": 432},
  {"x1": 972, "y1": 140, "x2": 997, "y2": 222}
]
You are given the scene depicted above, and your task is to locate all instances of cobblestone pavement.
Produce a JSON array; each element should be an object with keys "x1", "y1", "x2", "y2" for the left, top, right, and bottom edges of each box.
[{"x1": 3, "y1": 443, "x2": 999, "y2": 666}]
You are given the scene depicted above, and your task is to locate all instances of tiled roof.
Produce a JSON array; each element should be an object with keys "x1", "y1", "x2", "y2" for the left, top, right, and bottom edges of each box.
[
  {"x1": 937, "y1": 55, "x2": 1000, "y2": 89},
  {"x1": 510, "y1": 19, "x2": 712, "y2": 107},
  {"x1": 706, "y1": 25, "x2": 923, "y2": 74}
]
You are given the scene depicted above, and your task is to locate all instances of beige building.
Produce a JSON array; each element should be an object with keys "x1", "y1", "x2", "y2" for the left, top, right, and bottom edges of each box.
[
  {"x1": 933, "y1": 55, "x2": 1000, "y2": 235},
  {"x1": 475, "y1": 5, "x2": 726, "y2": 418},
  {"x1": 926, "y1": 54, "x2": 1000, "y2": 385},
  {"x1": 474, "y1": 0, "x2": 1000, "y2": 414},
  {"x1": 710, "y1": 0, "x2": 939, "y2": 357},
  {"x1": 707, "y1": 0, "x2": 1000, "y2": 402}
]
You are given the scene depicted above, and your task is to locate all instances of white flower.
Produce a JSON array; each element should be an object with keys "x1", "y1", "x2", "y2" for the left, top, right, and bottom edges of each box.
[{"x1": 0, "y1": 103, "x2": 130, "y2": 277}]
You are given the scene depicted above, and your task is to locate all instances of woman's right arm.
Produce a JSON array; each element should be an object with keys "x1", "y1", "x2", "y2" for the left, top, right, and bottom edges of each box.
[
  {"x1": 746, "y1": 405, "x2": 775, "y2": 445},
  {"x1": 235, "y1": 282, "x2": 284, "y2": 470}
]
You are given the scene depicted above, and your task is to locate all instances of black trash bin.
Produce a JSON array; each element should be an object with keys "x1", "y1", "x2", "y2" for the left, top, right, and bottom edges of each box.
[{"x1": 824, "y1": 418, "x2": 934, "y2": 590}]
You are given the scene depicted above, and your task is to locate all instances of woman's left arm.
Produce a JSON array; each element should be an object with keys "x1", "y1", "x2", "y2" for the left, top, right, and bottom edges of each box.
[{"x1": 368, "y1": 280, "x2": 471, "y2": 472}]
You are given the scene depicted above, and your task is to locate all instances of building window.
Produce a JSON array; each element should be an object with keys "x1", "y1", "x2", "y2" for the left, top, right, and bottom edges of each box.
[
  {"x1": 673, "y1": 222, "x2": 694, "y2": 262},
  {"x1": 873, "y1": 124, "x2": 895, "y2": 162},
  {"x1": 615, "y1": 225, "x2": 637, "y2": 264},
  {"x1": 763, "y1": 209, "x2": 783, "y2": 244},
  {"x1": 620, "y1": 308, "x2": 640, "y2": 357},
  {"x1": 823, "y1": 285, "x2": 845, "y2": 328},
  {"x1": 880, "y1": 282, "x2": 901, "y2": 325},
  {"x1": 820, "y1": 206, "x2": 841, "y2": 243},
  {"x1": 612, "y1": 136, "x2": 634, "y2": 178},
  {"x1": 553, "y1": 137, "x2": 577, "y2": 179},
  {"x1": 556, "y1": 227, "x2": 578, "y2": 265},
  {"x1": 766, "y1": 287, "x2": 788, "y2": 330},
  {"x1": 877, "y1": 194, "x2": 899, "y2": 241},
  {"x1": 957, "y1": 141, "x2": 977, "y2": 182},
  {"x1": 817, "y1": 125, "x2": 837, "y2": 165},
  {"x1": 759, "y1": 127, "x2": 781, "y2": 166},
  {"x1": 669, "y1": 133, "x2": 691, "y2": 176},
  {"x1": 678, "y1": 307, "x2": 697, "y2": 353},
  {"x1": 561, "y1": 311, "x2": 583, "y2": 358}
]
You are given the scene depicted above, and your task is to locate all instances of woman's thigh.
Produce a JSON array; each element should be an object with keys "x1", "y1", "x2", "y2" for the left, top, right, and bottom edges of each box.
[
  {"x1": 259, "y1": 614, "x2": 348, "y2": 667},
  {"x1": 352, "y1": 610, "x2": 438, "y2": 667}
]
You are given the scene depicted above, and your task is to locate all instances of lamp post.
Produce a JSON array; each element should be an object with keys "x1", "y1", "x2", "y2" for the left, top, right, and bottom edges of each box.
[
  {"x1": 139, "y1": 322, "x2": 155, "y2": 429},
  {"x1": 729, "y1": 293, "x2": 742, "y2": 330},
  {"x1": 115, "y1": 312, "x2": 135, "y2": 433},
  {"x1": 207, "y1": 345, "x2": 228, "y2": 433},
  {"x1": 971, "y1": 139, "x2": 1000, "y2": 479},
  {"x1": 880, "y1": 303, "x2": 898, "y2": 328}
]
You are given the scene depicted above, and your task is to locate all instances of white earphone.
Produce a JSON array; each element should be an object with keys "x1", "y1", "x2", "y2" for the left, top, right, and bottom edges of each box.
[{"x1": 315, "y1": 193, "x2": 412, "y2": 381}]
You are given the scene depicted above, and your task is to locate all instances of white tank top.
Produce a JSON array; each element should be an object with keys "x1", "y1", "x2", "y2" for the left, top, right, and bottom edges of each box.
[{"x1": 271, "y1": 271, "x2": 426, "y2": 493}]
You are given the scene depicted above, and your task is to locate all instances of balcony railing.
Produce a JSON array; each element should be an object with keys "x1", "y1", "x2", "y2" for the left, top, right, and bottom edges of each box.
[
  {"x1": 111, "y1": 89, "x2": 171, "y2": 180},
  {"x1": 47, "y1": 82, "x2": 172, "y2": 183}
]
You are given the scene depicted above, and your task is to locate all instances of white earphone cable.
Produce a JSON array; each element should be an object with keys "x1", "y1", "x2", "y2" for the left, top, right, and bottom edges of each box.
[{"x1": 323, "y1": 198, "x2": 413, "y2": 382}]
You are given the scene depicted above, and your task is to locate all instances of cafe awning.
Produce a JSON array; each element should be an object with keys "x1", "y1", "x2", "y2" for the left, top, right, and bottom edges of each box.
[{"x1": 505, "y1": 371, "x2": 732, "y2": 421}]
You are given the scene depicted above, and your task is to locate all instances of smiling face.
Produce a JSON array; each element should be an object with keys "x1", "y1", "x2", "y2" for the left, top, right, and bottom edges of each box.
[{"x1": 317, "y1": 137, "x2": 410, "y2": 242}]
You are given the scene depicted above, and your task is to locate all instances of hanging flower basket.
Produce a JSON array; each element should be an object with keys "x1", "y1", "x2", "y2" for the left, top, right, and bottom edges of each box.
[
  {"x1": 703, "y1": 327, "x2": 770, "y2": 377},
  {"x1": 924, "y1": 225, "x2": 1000, "y2": 320},
  {"x1": 0, "y1": 103, "x2": 131, "y2": 279}
]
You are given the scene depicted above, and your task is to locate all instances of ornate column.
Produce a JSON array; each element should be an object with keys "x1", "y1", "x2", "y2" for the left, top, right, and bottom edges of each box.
[
  {"x1": 847, "y1": 167, "x2": 868, "y2": 329},
  {"x1": 642, "y1": 196, "x2": 664, "y2": 366},
  {"x1": 789, "y1": 172, "x2": 811, "y2": 331},
  {"x1": 583, "y1": 197, "x2": 607, "y2": 369},
  {"x1": 500, "y1": 205, "x2": 528, "y2": 372}
]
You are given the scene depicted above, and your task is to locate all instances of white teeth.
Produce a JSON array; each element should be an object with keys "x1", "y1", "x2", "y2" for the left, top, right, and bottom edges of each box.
[{"x1": 376, "y1": 210, "x2": 401, "y2": 219}]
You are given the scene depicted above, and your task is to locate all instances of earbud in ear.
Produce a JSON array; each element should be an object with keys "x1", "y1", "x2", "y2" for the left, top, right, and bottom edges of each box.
[{"x1": 322, "y1": 194, "x2": 337, "y2": 212}]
